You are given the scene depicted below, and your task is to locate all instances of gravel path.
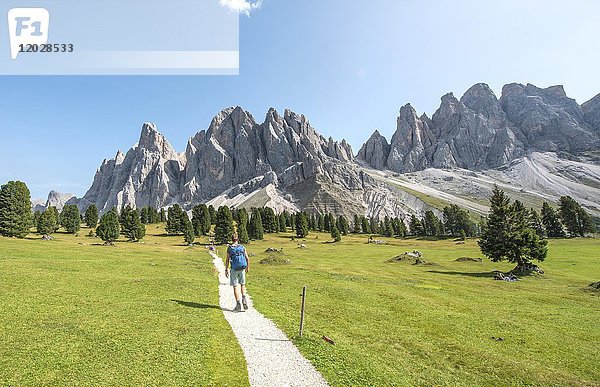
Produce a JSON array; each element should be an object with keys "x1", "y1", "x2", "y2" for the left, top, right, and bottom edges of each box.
[{"x1": 210, "y1": 251, "x2": 328, "y2": 387}]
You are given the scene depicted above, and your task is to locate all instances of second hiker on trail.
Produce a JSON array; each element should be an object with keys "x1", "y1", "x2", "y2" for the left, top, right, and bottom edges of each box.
[{"x1": 225, "y1": 234, "x2": 249, "y2": 312}]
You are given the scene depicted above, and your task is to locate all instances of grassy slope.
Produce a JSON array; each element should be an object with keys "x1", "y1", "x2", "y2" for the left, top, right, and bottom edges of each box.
[
  {"x1": 247, "y1": 232, "x2": 600, "y2": 386},
  {"x1": 0, "y1": 227, "x2": 249, "y2": 386}
]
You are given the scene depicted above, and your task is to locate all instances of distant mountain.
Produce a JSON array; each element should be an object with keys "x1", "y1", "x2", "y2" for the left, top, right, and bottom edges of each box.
[
  {"x1": 358, "y1": 83, "x2": 600, "y2": 173},
  {"x1": 42, "y1": 82, "x2": 599, "y2": 219}
]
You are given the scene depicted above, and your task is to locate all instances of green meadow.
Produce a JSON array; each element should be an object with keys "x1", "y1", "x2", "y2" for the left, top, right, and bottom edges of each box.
[{"x1": 1, "y1": 226, "x2": 598, "y2": 386}]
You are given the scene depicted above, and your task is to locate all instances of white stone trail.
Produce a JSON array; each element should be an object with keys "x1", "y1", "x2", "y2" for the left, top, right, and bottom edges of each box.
[{"x1": 209, "y1": 251, "x2": 328, "y2": 387}]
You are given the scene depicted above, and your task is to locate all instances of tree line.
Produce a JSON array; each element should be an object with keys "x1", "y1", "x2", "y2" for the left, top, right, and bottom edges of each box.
[{"x1": 0, "y1": 181, "x2": 596, "y2": 248}]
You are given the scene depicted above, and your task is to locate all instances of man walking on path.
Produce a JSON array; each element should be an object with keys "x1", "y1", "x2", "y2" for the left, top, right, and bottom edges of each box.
[{"x1": 225, "y1": 234, "x2": 249, "y2": 312}]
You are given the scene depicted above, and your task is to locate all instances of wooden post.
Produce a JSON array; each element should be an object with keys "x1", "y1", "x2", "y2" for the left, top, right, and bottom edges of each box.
[{"x1": 299, "y1": 286, "x2": 307, "y2": 337}]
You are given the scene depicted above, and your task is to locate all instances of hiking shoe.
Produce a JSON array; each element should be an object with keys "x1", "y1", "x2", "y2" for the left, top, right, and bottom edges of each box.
[
  {"x1": 233, "y1": 302, "x2": 242, "y2": 312},
  {"x1": 242, "y1": 296, "x2": 248, "y2": 310}
]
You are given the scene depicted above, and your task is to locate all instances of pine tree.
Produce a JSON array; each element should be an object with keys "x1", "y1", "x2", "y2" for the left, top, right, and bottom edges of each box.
[
  {"x1": 61, "y1": 204, "x2": 81, "y2": 234},
  {"x1": 323, "y1": 213, "x2": 331, "y2": 232},
  {"x1": 249, "y1": 209, "x2": 264, "y2": 240},
  {"x1": 331, "y1": 224, "x2": 341, "y2": 242},
  {"x1": 84, "y1": 204, "x2": 99, "y2": 228},
  {"x1": 166, "y1": 204, "x2": 184, "y2": 235},
  {"x1": 369, "y1": 217, "x2": 379, "y2": 235},
  {"x1": 337, "y1": 215, "x2": 349, "y2": 235},
  {"x1": 37, "y1": 208, "x2": 58, "y2": 235},
  {"x1": 383, "y1": 216, "x2": 394, "y2": 237},
  {"x1": 208, "y1": 205, "x2": 216, "y2": 224},
  {"x1": 122, "y1": 208, "x2": 145, "y2": 241},
  {"x1": 479, "y1": 186, "x2": 547, "y2": 267},
  {"x1": 528, "y1": 208, "x2": 545, "y2": 237},
  {"x1": 237, "y1": 218, "x2": 249, "y2": 244},
  {"x1": 442, "y1": 204, "x2": 472, "y2": 237},
  {"x1": 541, "y1": 202, "x2": 565, "y2": 238},
  {"x1": 409, "y1": 215, "x2": 424, "y2": 236},
  {"x1": 160, "y1": 208, "x2": 166, "y2": 223},
  {"x1": 96, "y1": 210, "x2": 120, "y2": 244},
  {"x1": 361, "y1": 216, "x2": 370, "y2": 234},
  {"x1": 278, "y1": 213, "x2": 287, "y2": 232},
  {"x1": 183, "y1": 216, "x2": 195, "y2": 245},
  {"x1": 33, "y1": 210, "x2": 41, "y2": 228},
  {"x1": 140, "y1": 207, "x2": 149, "y2": 224},
  {"x1": 214, "y1": 206, "x2": 234, "y2": 244},
  {"x1": 318, "y1": 214, "x2": 325, "y2": 231},
  {"x1": 559, "y1": 196, "x2": 595, "y2": 237},
  {"x1": 0, "y1": 181, "x2": 33, "y2": 238},
  {"x1": 296, "y1": 212, "x2": 309, "y2": 238},
  {"x1": 353, "y1": 215, "x2": 361, "y2": 233}
]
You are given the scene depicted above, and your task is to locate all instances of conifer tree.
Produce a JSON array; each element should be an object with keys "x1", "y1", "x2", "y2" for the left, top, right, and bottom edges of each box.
[
  {"x1": 33, "y1": 210, "x2": 41, "y2": 228},
  {"x1": 160, "y1": 208, "x2": 166, "y2": 223},
  {"x1": 353, "y1": 215, "x2": 361, "y2": 233},
  {"x1": 166, "y1": 204, "x2": 184, "y2": 235},
  {"x1": 37, "y1": 208, "x2": 58, "y2": 235},
  {"x1": 295, "y1": 212, "x2": 309, "y2": 238},
  {"x1": 0, "y1": 181, "x2": 33, "y2": 238},
  {"x1": 96, "y1": 210, "x2": 120, "y2": 244},
  {"x1": 140, "y1": 207, "x2": 149, "y2": 224},
  {"x1": 249, "y1": 209, "x2": 264, "y2": 240},
  {"x1": 559, "y1": 196, "x2": 594, "y2": 237},
  {"x1": 409, "y1": 214, "x2": 424, "y2": 236},
  {"x1": 479, "y1": 186, "x2": 547, "y2": 267},
  {"x1": 337, "y1": 215, "x2": 349, "y2": 235},
  {"x1": 84, "y1": 204, "x2": 99, "y2": 228},
  {"x1": 122, "y1": 208, "x2": 145, "y2": 241},
  {"x1": 214, "y1": 206, "x2": 234, "y2": 244},
  {"x1": 61, "y1": 204, "x2": 81, "y2": 234},
  {"x1": 208, "y1": 205, "x2": 216, "y2": 224},
  {"x1": 278, "y1": 212, "x2": 287, "y2": 232},
  {"x1": 541, "y1": 202, "x2": 565, "y2": 238},
  {"x1": 331, "y1": 224, "x2": 341, "y2": 242},
  {"x1": 361, "y1": 216, "x2": 370, "y2": 234},
  {"x1": 183, "y1": 216, "x2": 195, "y2": 245},
  {"x1": 237, "y1": 218, "x2": 249, "y2": 244},
  {"x1": 528, "y1": 208, "x2": 545, "y2": 237}
]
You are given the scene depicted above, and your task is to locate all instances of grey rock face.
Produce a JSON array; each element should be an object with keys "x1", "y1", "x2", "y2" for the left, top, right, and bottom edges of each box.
[
  {"x1": 78, "y1": 123, "x2": 183, "y2": 212},
  {"x1": 357, "y1": 130, "x2": 390, "y2": 169},
  {"x1": 359, "y1": 82, "x2": 599, "y2": 173},
  {"x1": 582, "y1": 93, "x2": 600, "y2": 134},
  {"x1": 45, "y1": 190, "x2": 75, "y2": 211},
  {"x1": 499, "y1": 83, "x2": 598, "y2": 152}
]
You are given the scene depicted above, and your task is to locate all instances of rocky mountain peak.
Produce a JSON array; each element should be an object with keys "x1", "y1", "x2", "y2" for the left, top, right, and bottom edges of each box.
[
  {"x1": 582, "y1": 93, "x2": 600, "y2": 134},
  {"x1": 357, "y1": 129, "x2": 390, "y2": 169},
  {"x1": 460, "y1": 83, "x2": 501, "y2": 118}
]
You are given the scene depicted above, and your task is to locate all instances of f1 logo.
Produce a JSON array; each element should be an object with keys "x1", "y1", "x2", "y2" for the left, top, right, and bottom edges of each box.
[{"x1": 7, "y1": 8, "x2": 49, "y2": 59}]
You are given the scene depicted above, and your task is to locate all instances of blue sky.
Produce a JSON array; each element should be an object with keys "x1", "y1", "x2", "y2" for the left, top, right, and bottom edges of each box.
[{"x1": 1, "y1": 0, "x2": 600, "y2": 199}]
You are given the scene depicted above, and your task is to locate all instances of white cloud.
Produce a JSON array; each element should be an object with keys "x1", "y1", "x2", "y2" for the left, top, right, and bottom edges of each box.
[{"x1": 219, "y1": 0, "x2": 263, "y2": 17}]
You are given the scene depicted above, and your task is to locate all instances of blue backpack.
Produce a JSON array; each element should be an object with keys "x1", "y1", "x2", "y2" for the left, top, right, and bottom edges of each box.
[{"x1": 228, "y1": 244, "x2": 247, "y2": 271}]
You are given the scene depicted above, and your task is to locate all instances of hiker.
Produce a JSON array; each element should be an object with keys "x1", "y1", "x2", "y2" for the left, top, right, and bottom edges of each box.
[{"x1": 225, "y1": 234, "x2": 249, "y2": 312}]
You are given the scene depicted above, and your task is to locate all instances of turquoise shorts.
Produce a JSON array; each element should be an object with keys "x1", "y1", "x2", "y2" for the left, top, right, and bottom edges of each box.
[{"x1": 230, "y1": 269, "x2": 246, "y2": 286}]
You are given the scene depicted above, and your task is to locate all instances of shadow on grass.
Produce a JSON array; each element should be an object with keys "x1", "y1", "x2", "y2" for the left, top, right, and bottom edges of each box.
[
  {"x1": 426, "y1": 270, "x2": 497, "y2": 278},
  {"x1": 171, "y1": 299, "x2": 222, "y2": 310}
]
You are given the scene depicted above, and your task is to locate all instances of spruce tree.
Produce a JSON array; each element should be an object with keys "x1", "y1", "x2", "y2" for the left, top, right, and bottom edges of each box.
[
  {"x1": 208, "y1": 205, "x2": 216, "y2": 224},
  {"x1": 61, "y1": 204, "x2": 81, "y2": 234},
  {"x1": 237, "y1": 218, "x2": 250, "y2": 244},
  {"x1": 559, "y1": 196, "x2": 594, "y2": 237},
  {"x1": 528, "y1": 208, "x2": 545, "y2": 237},
  {"x1": 214, "y1": 206, "x2": 234, "y2": 244},
  {"x1": 331, "y1": 224, "x2": 341, "y2": 242},
  {"x1": 278, "y1": 213, "x2": 287, "y2": 232},
  {"x1": 122, "y1": 208, "x2": 145, "y2": 241},
  {"x1": 34, "y1": 210, "x2": 41, "y2": 228},
  {"x1": 337, "y1": 215, "x2": 349, "y2": 235},
  {"x1": 140, "y1": 207, "x2": 149, "y2": 224},
  {"x1": 295, "y1": 212, "x2": 309, "y2": 238},
  {"x1": 160, "y1": 208, "x2": 166, "y2": 223},
  {"x1": 96, "y1": 210, "x2": 120, "y2": 244},
  {"x1": 37, "y1": 208, "x2": 58, "y2": 235},
  {"x1": 361, "y1": 216, "x2": 370, "y2": 234},
  {"x1": 353, "y1": 215, "x2": 361, "y2": 233},
  {"x1": 0, "y1": 181, "x2": 33, "y2": 238},
  {"x1": 183, "y1": 216, "x2": 195, "y2": 245},
  {"x1": 166, "y1": 204, "x2": 184, "y2": 235},
  {"x1": 541, "y1": 202, "x2": 565, "y2": 238},
  {"x1": 383, "y1": 216, "x2": 394, "y2": 237},
  {"x1": 249, "y1": 209, "x2": 264, "y2": 240},
  {"x1": 409, "y1": 215, "x2": 424, "y2": 236},
  {"x1": 479, "y1": 187, "x2": 547, "y2": 267},
  {"x1": 262, "y1": 207, "x2": 276, "y2": 233},
  {"x1": 84, "y1": 204, "x2": 99, "y2": 228}
]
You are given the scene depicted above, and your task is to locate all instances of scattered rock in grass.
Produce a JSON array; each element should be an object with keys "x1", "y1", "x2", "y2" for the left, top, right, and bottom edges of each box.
[
  {"x1": 586, "y1": 281, "x2": 600, "y2": 291},
  {"x1": 455, "y1": 257, "x2": 482, "y2": 262},
  {"x1": 41, "y1": 235, "x2": 53, "y2": 241},
  {"x1": 494, "y1": 273, "x2": 518, "y2": 282},
  {"x1": 413, "y1": 258, "x2": 427, "y2": 265},
  {"x1": 387, "y1": 252, "x2": 435, "y2": 265},
  {"x1": 265, "y1": 247, "x2": 284, "y2": 254},
  {"x1": 491, "y1": 336, "x2": 504, "y2": 342},
  {"x1": 509, "y1": 264, "x2": 544, "y2": 276},
  {"x1": 455, "y1": 241, "x2": 465, "y2": 245},
  {"x1": 260, "y1": 256, "x2": 291, "y2": 265},
  {"x1": 297, "y1": 243, "x2": 307, "y2": 249},
  {"x1": 102, "y1": 241, "x2": 116, "y2": 246}
]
